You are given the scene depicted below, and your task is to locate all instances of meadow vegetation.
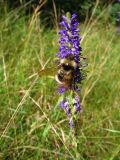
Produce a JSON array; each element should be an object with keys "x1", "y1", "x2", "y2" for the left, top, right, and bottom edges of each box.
[{"x1": 0, "y1": 3, "x2": 120, "y2": 160}]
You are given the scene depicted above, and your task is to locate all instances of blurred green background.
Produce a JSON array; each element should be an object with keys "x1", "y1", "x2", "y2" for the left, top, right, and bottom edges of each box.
[{"x1": 0, "y1": 0, "x2": 120, "y2": 160}]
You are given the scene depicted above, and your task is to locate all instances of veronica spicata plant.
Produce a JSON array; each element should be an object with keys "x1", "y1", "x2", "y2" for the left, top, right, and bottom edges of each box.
[{"x1": 56, "y1": 13, "x2": 86, "y2": 128}]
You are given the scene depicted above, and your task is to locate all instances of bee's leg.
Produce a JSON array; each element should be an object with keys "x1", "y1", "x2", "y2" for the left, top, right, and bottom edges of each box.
[
  {"x1": 55, "y1": 75, "x2": 63, "y2": 84},
  {"x1": 80, "y1": 56, "x2": 87, "y2": 60},
  {"x1": 53, "y1": 58, "x2": 60, "y2": 65}
]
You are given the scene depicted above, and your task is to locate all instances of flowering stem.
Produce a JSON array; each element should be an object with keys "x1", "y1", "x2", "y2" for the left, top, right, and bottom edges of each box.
[
  {"x1": 57, "y1": 13, "x2": 85, "y2": 128},
  {"x1": 69, "y1": 125, "x2": 81, "y2": 159}
]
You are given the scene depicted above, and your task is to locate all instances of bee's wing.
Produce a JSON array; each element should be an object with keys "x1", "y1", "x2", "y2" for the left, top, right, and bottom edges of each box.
[
  {"x1": 27, "y1": 65, "x2": 57, "y2": 80},
  {"x1": 38, "y1": 67, "x2": 57, "y2": 77}
]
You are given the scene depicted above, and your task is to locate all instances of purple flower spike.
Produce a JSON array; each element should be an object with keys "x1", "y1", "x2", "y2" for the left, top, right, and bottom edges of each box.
[
  {"x1": 57, "y1": 13, "x2": 84, "y2": 92},
  {"x1": 57, "y1": 13, "x2": 82, "y2": 60}
]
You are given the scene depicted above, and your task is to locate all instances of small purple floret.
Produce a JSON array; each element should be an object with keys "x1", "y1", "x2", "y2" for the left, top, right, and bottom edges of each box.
[
  {"x1": 58, "y1": 86, "x2": 66, "y2": 93},
  {"x1": 74, "y1": 96, "x2": 81, "y2": 113},
  {"x1": 60, "y1": 98, "x2": 71, "y2": 116}
]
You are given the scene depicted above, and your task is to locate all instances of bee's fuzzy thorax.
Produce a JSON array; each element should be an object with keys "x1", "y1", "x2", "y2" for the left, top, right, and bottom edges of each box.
[{"x1": 60, "y1": 58, "x2": 77, "y2": 69}]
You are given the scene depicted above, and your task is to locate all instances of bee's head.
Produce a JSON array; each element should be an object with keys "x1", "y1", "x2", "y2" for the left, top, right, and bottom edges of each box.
[
  {"x1": 60, "y1": 58, "x2": 77, "y2": 71},
  {"x1": 61, "y1": 63, "x2": 74, "y2": 71}
]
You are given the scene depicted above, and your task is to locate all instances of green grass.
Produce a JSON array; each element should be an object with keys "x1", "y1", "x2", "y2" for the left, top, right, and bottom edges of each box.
[{"x1": 0, "y1": 5, "x2": 120, "y2": 160}]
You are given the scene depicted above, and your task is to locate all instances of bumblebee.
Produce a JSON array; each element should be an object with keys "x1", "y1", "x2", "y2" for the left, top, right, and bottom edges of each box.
[
  {"x1": 36, "y1": 54, "x2": 86, "y2": 90},
  {"x1": 55, "y1": 54, "x2": 78, "y2": 89}
]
